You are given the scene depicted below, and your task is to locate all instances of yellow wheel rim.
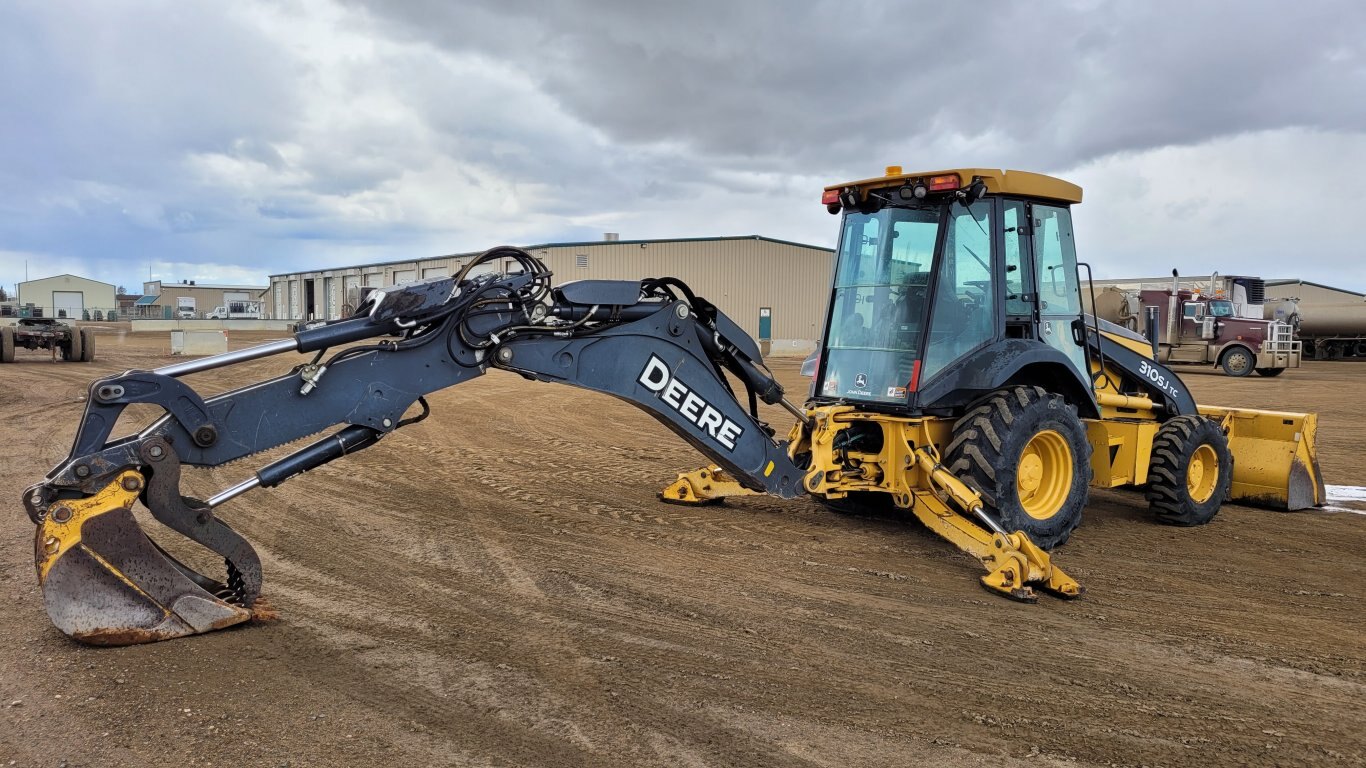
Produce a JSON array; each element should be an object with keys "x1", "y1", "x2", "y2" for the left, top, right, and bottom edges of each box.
[
  {"x1": 1188, "y1": 444, "x2": 1219, "y2": 504},
  {"x1": 1016, "y1": 430, "x2": 1074, "y2": 520}
]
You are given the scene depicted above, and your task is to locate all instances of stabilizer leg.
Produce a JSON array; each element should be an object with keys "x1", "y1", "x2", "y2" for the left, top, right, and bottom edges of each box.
[
  {"x1": 904, "y1": 490, "x2": 1083, "y2": 602},
  {"x1": 908, "y1": 447, "x2": 1083, "y2": 601},
  {"x1": 659, "y1": 465, "x2": 758, "y2": 505}
]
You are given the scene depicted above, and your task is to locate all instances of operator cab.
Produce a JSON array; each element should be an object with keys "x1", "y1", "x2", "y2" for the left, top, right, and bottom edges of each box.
[{"x1": 813, "y1": 167, "x2": 1089, "y2": 413}]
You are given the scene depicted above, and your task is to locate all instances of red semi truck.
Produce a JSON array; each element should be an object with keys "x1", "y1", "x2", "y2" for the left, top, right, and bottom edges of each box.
[{"x1": 1090, "y1": 273, "x2": 1300, "y2": 377}]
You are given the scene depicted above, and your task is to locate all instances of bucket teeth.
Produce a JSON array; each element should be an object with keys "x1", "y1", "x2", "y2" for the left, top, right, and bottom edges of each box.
[{"x1": 34, "y1": 471, "x2": 252, "y2": 646}]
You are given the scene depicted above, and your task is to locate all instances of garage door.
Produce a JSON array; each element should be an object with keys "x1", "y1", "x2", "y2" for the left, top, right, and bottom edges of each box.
[
  {"x1": 53, "y1": 291, "x2": 83, "y2": 320},
  {"x1": 324, "y1": 277, "x2": 337, "y2": 319},
  {"x1": 343, "y1": 275, "x2": 360, "y2": 315},
  {"x1": 393, "y1": 269, "x2": 417, "y2": 284}
]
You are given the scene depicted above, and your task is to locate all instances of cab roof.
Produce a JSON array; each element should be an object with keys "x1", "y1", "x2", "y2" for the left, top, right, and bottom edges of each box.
[{"x1": 826, "y1": 167, "x2": 1083, "y2": 204}]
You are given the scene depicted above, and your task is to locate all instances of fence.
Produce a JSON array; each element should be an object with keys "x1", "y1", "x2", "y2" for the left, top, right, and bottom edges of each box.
[{"x1": 0, "y1": 305, "x2": 267, "y2": 321}]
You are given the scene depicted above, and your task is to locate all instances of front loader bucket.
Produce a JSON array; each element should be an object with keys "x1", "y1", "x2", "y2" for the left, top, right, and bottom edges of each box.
[
  {"x1": 1199, "y1": 406, "x2": 1326, "y2": 511},
  {"x1": 33, "y1": 471, "x2": 251, "y2": 646}
]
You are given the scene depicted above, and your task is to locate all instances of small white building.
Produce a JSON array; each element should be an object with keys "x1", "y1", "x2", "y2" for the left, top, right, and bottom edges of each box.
[{"x1": 16, "y1": 274, "x2": 117, "y2": 320}]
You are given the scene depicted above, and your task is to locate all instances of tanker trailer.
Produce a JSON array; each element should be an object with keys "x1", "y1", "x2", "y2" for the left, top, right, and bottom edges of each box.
[
  {"x1": 1087, "y1": 285, "x2": 1143, "y2": 331},
  {"x1": 1267, "y1": 299, "x2": 1366, "y2": 359}
]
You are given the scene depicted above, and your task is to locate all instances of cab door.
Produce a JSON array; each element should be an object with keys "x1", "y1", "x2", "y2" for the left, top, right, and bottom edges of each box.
[
  {"x1": 1180, "y1": 301, "x2": 1202, "y2": 342},
  {"x1": 1028, "y1": 203, "x2": 1088, "y2": 379}
]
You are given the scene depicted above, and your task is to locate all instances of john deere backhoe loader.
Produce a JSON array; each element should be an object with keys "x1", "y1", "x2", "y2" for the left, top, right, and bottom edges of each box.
[{"x1": 23, "y1": 168, "x2": 1324, "y2": 645}]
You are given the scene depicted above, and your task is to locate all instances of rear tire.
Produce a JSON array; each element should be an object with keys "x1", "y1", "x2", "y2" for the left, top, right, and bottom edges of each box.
[
  {"x1": 0, "y1": 327, "x2": 14, "y2": 363},
  {"x1": 79, "y1": 328, "x2": 95, "y2": 362},
  {"x1": 1145, "y1": 415, "x2": 1232, "y2": 526},
  {"x1": 1254, "y1": 367, "x2": 1284, "y2": 377},
  {"x1": 1219, "y1": 346, "x2": 1254, "y2": 377},
  {"x1": 944, "y1": 386, "x2": 1092, "y2": 550},
  {"x1": 64, "y1": 326, "x2": 82, "y2": 362}
]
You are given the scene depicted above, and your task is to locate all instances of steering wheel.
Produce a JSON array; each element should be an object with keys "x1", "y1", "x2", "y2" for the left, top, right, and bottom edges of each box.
[{"x1": 930, "y1": 296, "x2": 971, "y2": 341}]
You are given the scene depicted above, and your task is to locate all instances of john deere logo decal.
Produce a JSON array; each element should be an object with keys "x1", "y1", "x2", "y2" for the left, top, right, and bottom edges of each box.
[
  {"x1": 638, "y1": 355, "x2": 745, "y2": 450},
  {"x1": 854, "y1": 373, "x2": 868, "y2": 389}
]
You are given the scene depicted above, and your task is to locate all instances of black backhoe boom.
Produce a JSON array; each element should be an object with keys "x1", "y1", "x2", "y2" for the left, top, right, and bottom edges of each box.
[{"x1": 23, "y1": 247, "x2": 809, "y2": 645}]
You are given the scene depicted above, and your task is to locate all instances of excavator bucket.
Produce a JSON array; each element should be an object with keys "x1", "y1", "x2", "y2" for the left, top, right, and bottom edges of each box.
[
  {"x1": 32, "y1": 471, "x2": 252, "y2": 645},
  {"x1": 1199, "y1": 406, "x2": 1326, "y2": 510}
]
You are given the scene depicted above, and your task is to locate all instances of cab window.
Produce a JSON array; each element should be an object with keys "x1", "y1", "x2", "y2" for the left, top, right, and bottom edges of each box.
[
  {"x1": 921, "y1": 199, "x2": 995, "y2": 382},
  {"x1": 1032, "y1": 206, "x2": 1080, "y2": 315},
  {"x1": 821, "y1": 205, "x2": 941, "y2": 404}
]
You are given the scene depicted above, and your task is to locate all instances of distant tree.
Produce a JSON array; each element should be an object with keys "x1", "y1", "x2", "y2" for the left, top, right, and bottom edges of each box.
[
  {"x1": 0, "y1": 287, "x2": 7, "y2": 301},
  {"x1": 116, "y1": 285, "x2": 127, "y2": 295}
]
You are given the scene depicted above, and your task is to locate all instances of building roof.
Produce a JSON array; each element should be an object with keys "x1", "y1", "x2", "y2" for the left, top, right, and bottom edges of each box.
[
  {"x1": 523, "y1": 234, "x2": 834, "y2": 252},
  {"x1": 18, "y1": 273, "x2": 116, "y2": 288},
  {"x1": 1265, "y1": 279, "x2": 1364, "y2": 298},
  {"x1": 267, "y1": 235, "x2": 834, "y2": 278},
  {"x1": 152, "y1": 282, "x2": 266, "y2": 291}
]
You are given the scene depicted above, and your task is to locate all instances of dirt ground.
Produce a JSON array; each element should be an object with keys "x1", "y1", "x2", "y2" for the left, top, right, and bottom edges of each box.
[{"x1": 1, "y1": 327, "x2": 1363, "y2": 767}]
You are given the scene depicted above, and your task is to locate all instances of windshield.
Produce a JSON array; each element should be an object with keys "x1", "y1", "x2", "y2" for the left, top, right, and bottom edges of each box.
[
  {"x1": 819, "y1": 205, "x2": 942, "y2": 403},
  {"x1": 1208, "y1": 300, "x2": 1234, "y2": 318}
]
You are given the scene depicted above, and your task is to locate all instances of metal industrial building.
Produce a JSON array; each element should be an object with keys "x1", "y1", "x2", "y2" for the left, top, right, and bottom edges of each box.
[
  {"x1": 138, "y1": 279, "x2": 269, "y2": 319},
  {"x1": 1263, "y1": 279, "x2": 1364, "y2": 307},
  {"x1": 16, "y1": 274, "x2": 117, "y2": 319},
  {"x1": 268, "y1": 236, "x2": 836, "y2": 355}
]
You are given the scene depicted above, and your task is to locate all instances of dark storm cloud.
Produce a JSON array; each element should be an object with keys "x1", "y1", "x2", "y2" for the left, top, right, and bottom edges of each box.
[
  {"x1": 347, "y1": 0, "x2": 1366, "y2": 175},
  {"x1": 0, "y1": 1, "x2": 306, "y2": 285},
  {"x1": 0, "y1": 4, "x2": 299, "y2": 187},
  {"x1": 1, "y1": 0, "x2": 1364, "y2": 290}
]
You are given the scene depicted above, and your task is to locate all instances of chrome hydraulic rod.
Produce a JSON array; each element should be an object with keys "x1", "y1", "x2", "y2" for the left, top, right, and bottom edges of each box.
[
  {"x1": 778, "y1": 397, "x2": 811, "y2": 427},
  {"x1": 204, "y1": 426, "x2": 383, "y2": 511},
  {"x1": 154, "y1": 338, "x2": 300, "y2": 378},
  {"x1": 205, "y1": 476, "x2": 261, "y2": 508}
]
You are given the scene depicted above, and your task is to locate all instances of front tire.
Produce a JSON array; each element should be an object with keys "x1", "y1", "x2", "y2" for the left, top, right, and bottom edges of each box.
[
  {"x1": 1145, "y1": 415, "x2": 1232, "y2": 526},
  {"x1": 944, "y1": 386, "x2": 1092, "y2": 550},
  {"x1": 0, "y1": 327, "x2": 14, "y2": 363},
  {"x1": 1220, "y1": 346, "x2": 1254, "y2": 377}
]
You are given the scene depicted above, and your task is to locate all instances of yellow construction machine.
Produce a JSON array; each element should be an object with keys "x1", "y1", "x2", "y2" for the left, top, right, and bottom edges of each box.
[
  {"x1": 662, "y1": 166, "x2": 1324, "y2": 598},
  {"x1": 23, "y1": 169, "x2": 1323, "y2": 645}
]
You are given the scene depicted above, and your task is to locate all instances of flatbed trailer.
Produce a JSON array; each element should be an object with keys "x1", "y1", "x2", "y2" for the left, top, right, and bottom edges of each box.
[{"x1": 0, "y1": 317, "x2": 95, "y2": 363}]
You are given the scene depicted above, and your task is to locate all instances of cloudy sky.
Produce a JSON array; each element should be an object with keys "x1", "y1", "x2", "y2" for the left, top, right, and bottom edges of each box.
[{"x1": 2, "y1": 0, "x2": 1364, "y2": 295}]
